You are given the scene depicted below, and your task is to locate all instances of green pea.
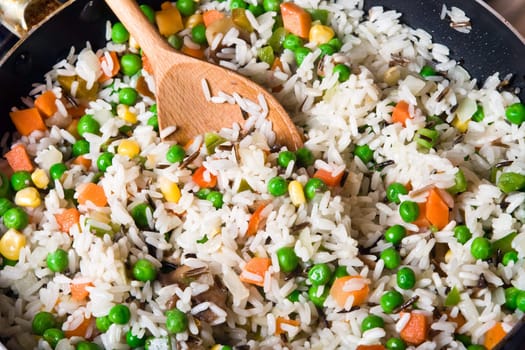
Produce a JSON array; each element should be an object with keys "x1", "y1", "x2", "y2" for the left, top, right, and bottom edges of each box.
[
  {"x1": 76, "y1": 341, "x2": 102, "y2": 350},
  {"x1": 283, "y1": 34, "x2": 303, "y2": 51},
  {"x1": 361, "y1": 314, "x2": 384, "y2": 332},
  {"x1": 397, "y1": 267, "x2": 416, "y2": 290},
  {"x1": 386, "y1": 337, "x2": 406, "y2": 350},
  {"x1": 177, "y1": 0, "x2": 197, "y2": 15},
  {"x1": 304, "y1": 178, "x2": 327, "y2": 200},
  {"x1": 0, "y1": 198, "x2": 14, "y2": 216},
  {"x1": 108, "y1": 304, "x2": 131, "y2": 324},
  {"x1": 466, "y1": 345, "x2": 486, "y2": 350},
  {"x1": 295, "y1": 147, "x2": 314, "y2": 167},
  {"x1": 333, "y1": 64, "x2": 351, "y2": 82},
  {"x1": 353, "y1": 144, "x2": 373, "y2": 163},
  {"x1": 166, "y1": 145, "x2": 185, "y2": 163},
  {"x1": 46, "y1": 249, "x2": 68, "y2": 273},
  {"x1": 120, "y1": 53, "x2": 142, "y2": 76},
  {"x1": 497, "y1": 172, "x2": 525, "y2": 194},
  {"x1": 119, "y1": 87, "x2": 138, "y2": 105},
  {"x1": 11, "y1": 171, "x2": 32, "y2": 191},
  {"x1": 386, "y1": 182, "x2": 408, "y2": 204},
  {"x1": 419, "y1": 65, "x2": 436, "y2": 78},
  {"x1": 165, "y1": 309, "x2": 188, "y2": 333},
  {"x1": 167, "y1": 34, "x2": 183, "y2": 50},
  {"x1": 505, "y1": 102, "x2": 525, "y2": 125},
  {"x1": 3, "y1": 207, "x2": 29, "y2": 230},
  {"x1": 276, "y1": 246, "x2": 299, "y2": 273},
  {"x1": 471, "y1": 104, "x2": 484, "y2": 122},
  {"x1": 334, "y1": 265, "x2": 349, "y2": 278},
  {"x1": 262, "y1": 0, "x2": 281, "y2": 12},
  {"x1": 470, "y1": 237, "x2": 492, "y2": 260},
  {"x1": 308, "y1": 263, "x2": 332, "y2": 286},
  {"x1": 195, "y1": 188, "x2": 211, "y2": 200},
  {"x1": 327, "y1": 37, "x2": 342, "y2": 51},
  {"x1": 454, "y1": 225, "x2": 472, "y2": 244},
  {"x1": 380, "y1": 247, "x2": 401, "y2": 269},
  {"x1": 126, "y1": 329, "x2": 146, "y2": 348},
  {"x1": 504, "y1": 286, "x2": 520, "y2": 310},
  {"x1": 516, "y1": 291, "x2": 525, "y2": 312},
  {"x1": 294, "y1": 47, "x2": 311, "y2": 66},
  {"x1": 140, "y1": 4, "x2": 156, "y2": 23},
  {"x1": 49, "y1": 163, "x2": 67, "y2": 181},
  {"x1": 287, "y1": 290, "x2": 301, "y2": 302},
  {"x1": 277, "y1": 151, "x2": 296, "y2": 168},
  {"x1": 191, "y1": 23, "x2": 207, "y2": 45},
  {"x1": 502, "y1": 251, "x2": 519, "y2": 266},
  {"x1": 384, "y1": 225, "x2": 406, "y2": 245},
  {"x1": 96, "y1": 315, "x2": 112, "y2": 332},
  {"x1": 248, "y1": 3, "x2": 264, "y2": 16},
  {"x1": 267, "y1": 176, "x2": 288, "y2": 196},
  {"x1": 111, "y1": 22, "x2": 129, "y2": 44},
  {"x1": 132, "y1": 258, "x2": 157, "y2": 282},
  {"x1": 32, "y1": 311, "x2": 57, "y2": 335},
  {"x1": 131, "y1": 203, "x2": 153, "y2": 229},
  {"x1": 380, "y1": 290, "x2": 404, "y2": 313},
  {"x1": 399, "y1": 200, "x2": 420, "y2": 223},
  {"x1": 97, "y1": 152, "x2": 114, "y2": 172},
  {"x1": 0, "y1": 173, "x2": 11, "y2": 198},
  {"x1": 318, "y1": 43, "x2": 336, "y2": 57},
  {"x1": 72, "y1": 139, "x2": 90, "y2": 157},
  {"x1": 43, "y1": 327, "x2": 65, "y2": 348},
  {"x1": 455, "y1": 334, "x2": 472, "y2": 347},
  {"x1": 147, "y1": 115, "x2": 159, "y2": 131},
  {"x1": 308, "y1": 284, "x2": 329, "y2": 307},
  {"x1": 229, "y1": 0, "x2": 247, "y2": 10},
  {"x1": 308, "y1": 8, "x2": 329, "y2": 25},
  {"x1": 206, "y1": 191, "x2": 224, "y2": 209},
  {"x1": 78, "y1": 114, "x2": 101, "y2": 137}
]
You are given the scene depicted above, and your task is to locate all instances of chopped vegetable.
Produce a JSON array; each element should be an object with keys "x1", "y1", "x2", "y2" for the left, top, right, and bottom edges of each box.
[
  {"x1": 399, "y1": 312, "x2": 429, "y2": 346},
  {"x1": 14, "y1": 187, "x2": 41, "y2": 208},
  {"x1": 239, "y1": 257, "x2": 271, "y2": 286},
  {"x1": 232, "y1": 8, "x2": 254, "y2": 32},
  {"x1": 0, "y1": 228, "x2": 26, "y2": 261},
  {"x1": 156, "y1": 7, "x2": 184, "y2": 36},
  {"x1": 392, "y1": 100, "x2": 411, "y2": 126},
  {"x1": 288, "y1": 180, "x2": 306, "y2": 206},
  {"x1": 64, "y1": 317, "x2": 92, "y2": 338},
  {"x1": 192, "y1": 165, "x2": 217, "y2": 188},
  {"x1": 280, "y1": 2, "x2": 312, "y2": 39},
  {"x1": 72, "y1": 156, "x2": 92, "y2": 169},
  {"x1": 4, "y1": 144, "x2": 34, "y2": 172},
  {"x1": 98, "y1": 51, "x2": 120, "y2": 82},
  {"x1": 492, "y1": 231, "x2": 517, "y2": 254},
  {"x1": 70, "y1": 281, "x2": 93, "y2": 301},
  {"x1": 313, "y1": 168, "x2": 344, "y2": 187},
  {"x1": 425, "y1": 188, "x2": 449, "y2": 230},
  {"x1": 76, "y1": 183, "x2": 108, "y2": 207},
  {"x1": 497, "y1": 172, "x2": 525, "y2": 194},
  {"x1": 356, "y1": 345, "x2": 386, "y2": 350},
  {"x1": 246, "y1": 203, "x2": 268, "y2": 236},
  {"x1": 444, "y1": 286, "x2": 461, "y2": 306},
  {"x1": 203, "y1": 9, "x2": 225, "y2": 27},
  {"x1": 309, "y1": 24, "x2": 334, "y2": 45},
  {"x1": 275, "y1": 317, "x2": 300, "y2": 335},
  {"x1": 330, "y1": 275, "x2": 369, "y2": 308},
  {"x1": 9, "y1": 108, "x2": 47, "y2": 136},
  {"x1": 54, "y1": 208, "x2": 81, "y2": 233},
  {"x1": 484, "y1": 322, "x2": 507, "y2": 350},
  {"x1": 34, "y1": 90, "x2": 58, "y2": 118},
  {"x1": 448, "y1": 169, "x2": 467, "y2": 194},
  {"x1": 181, "y1": 44, "x2": 205, "y2": 59}
]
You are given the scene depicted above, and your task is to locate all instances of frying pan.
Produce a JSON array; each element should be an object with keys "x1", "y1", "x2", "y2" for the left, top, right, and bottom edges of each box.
[{"x1": 0, "y1": 0, "x2": 523, "y2": 348}]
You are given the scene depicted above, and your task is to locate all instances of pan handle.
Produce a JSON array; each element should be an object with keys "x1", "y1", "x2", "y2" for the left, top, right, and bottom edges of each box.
[{"x1": 0, "y1": 0, "x2": 63, "y2": 37}]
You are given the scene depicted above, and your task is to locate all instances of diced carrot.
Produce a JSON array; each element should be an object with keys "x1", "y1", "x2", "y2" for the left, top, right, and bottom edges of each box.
[
  {"x1": 70, "y1": 281, "x2": 93, "y2": 302},
  {"x1": 329, "y1": 275, "x2": 369, "y2": 308},
  {"x1": 239, "y1": 257, "x2": 271, "y2": 287},
  {"x1": 98, "y1": 51, "x2": 120, "y2": 83},
  {"x1": 246, "y1": 203, "x2": 268, "y2": 237},
  {"x1": 72, "y1": 156, "x2": 92, "y2": 169},
  {"x1": 203, "y1": 9, "x2": 225, "y2": 27},
  {"x1": 142, "y1": 54, "x2": 153, "y2": 75},
  {"x1": 280, "y1": 2, "x2": 312, "y2": 39},
  {"x1": 484, "y1": 322, "x2": 507, "y2": 350},
  {"x1": 181, "y1": 45, "x2": 205, "y2": 59},
  {"x1": 412, "y1": 202, "x2": 429, "y2": 229},
  {"x1": 4, "y1": 144, "x2": 34, "y2": 172},
  {"x1": 400, "y1": 312, "x2": 429, "y2": 346},
  {"x1": 446, "y1": 311, "x2": 466, "y2": 330},
  {"x1": 9, "y1": 108, "x2": 47, "y2": 136},
  {"x1": 156, "y1": 6, "x2": 184, "y2": 36},
  {"x1": 67, "y1": 105, "x2": 86, "y2": 119},
  {"x1": 34, "y1": 90, "x2": 58, "y2": 118},
  {"x1": 391, "y1": 100, "x2": 412, "y2": 127},
  {"x1": 77, "y1": 183, "x2": 107, "y2": 207},
  {"x1": 55, "y1": 208, "x2": 81, "y2": 233},
  {"x1": 275, "y1": 316, "x2": 300, "y2": 335},
  {"x1": 192, "y1": 165, "x2": 217, "y2": 188},
  {"x1": 425, "y1": 188, "x2": 449, "y2": 230},
  {"x1": 356, "y1": 345, "x2": 386, "y2": 350},
  {"x1": 271, "y1": 57, "x2": 284, "y2": 71},
  {"x1": 313, "y1": 168, "x2": 345, "y2": 187},
  {"x1": 64, "y1": 316, "x2": 92, "y2": 338}
]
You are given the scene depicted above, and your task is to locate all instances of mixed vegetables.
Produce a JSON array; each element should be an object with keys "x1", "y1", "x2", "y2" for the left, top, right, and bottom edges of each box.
[{"x1": 1, "y1": 0, "x2": 525, "y2": 349}]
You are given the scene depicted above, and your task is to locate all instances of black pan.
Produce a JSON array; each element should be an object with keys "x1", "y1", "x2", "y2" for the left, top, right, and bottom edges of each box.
[{"x1": 0, "y1": 0, "x2": 523, "y2": 348}]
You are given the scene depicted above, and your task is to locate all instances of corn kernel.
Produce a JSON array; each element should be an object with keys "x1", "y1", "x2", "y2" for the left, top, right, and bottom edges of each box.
[
  {"x1": 288, "y1": 180, "x2": 306, "y2": 207},
  {"x1": 117, "y1": 140, "x2": 141, "y2": 158},
  {"x1": 116, "y1": 104, "x2": 137, "y2": 124},
  {"x1": 185, "y1": 13, "x2": 203, "y2": 29},
  {"x1": 309, "y1": 24, "x2": 335, "y2": 46},
  {"x1": 445, "y1": 249, "x2": 453, "y2": 263},
  {"x1": 31, "y1": 168, "x2": 50, "y2": 190},
  {"x1": 15, "y1": 187, "x2": 41, "y2": 208},
  {"x1": 159, "y1": 177, "x2": 181, "y2": 203},
  {"x1": 0, "y1": 228, "x2": 26, "y2": 261},
  {"x1": 452, "y1": 116, "x2": 469, "y2": 133}
]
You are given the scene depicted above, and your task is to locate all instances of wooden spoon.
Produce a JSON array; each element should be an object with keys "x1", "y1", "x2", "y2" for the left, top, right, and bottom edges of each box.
[{"x1": 105, "y1": 0, "x2": 303, "y2": 151}]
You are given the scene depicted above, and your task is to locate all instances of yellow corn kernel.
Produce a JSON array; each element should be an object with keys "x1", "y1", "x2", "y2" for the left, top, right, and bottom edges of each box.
[
  {"x1": 159, "y1": 177, "x2": 181, "y2": 203},
  {"x1": 185, "y1": 13, "x2": 203, "y2": 29},
  {"x1": 117, "y1": 140, "x2": 141, "y2": 158},
  {"x1": 452, "y1": 116, "x2": 469, "y2": 133},
  {"x1": 116, "y1": 104, "x2": 137, "y2": 124},
  {"x1": 0, "y1": 229, "x2": 26, "y2": 261},
  {"x1": 288, "y1": 180, "x2": 306, "y2": 207},
  {"x1": 31, "y1": 168, "x2": 50, "y2": 190},
  {"x1": 445, "y1": 249, "x2": 453, "y2": 263},
  {"x1": 15, "y1": 187, "x2": 41, "y2": 208},
  {"x1": 309, "y1": 24, "x2": 335, "y2": 46}
]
